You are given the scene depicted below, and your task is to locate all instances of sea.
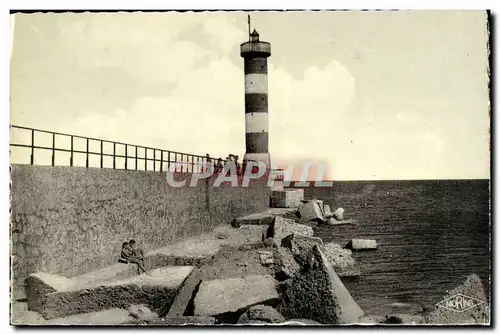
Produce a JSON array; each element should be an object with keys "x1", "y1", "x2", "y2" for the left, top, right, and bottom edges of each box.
[{"x1": 300, "y1": 179, "x2": 491, "y2": 316}]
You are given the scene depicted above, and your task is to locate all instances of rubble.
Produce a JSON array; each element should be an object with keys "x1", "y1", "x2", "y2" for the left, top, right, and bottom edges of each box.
[
  {"x1": 272, "y1": 247, "x2": 300, "y2": 280},
  {"x1": 257, "y1": 251, "x2": 274, "y2": 266},
  {"x1": 279, "y1": 245, "x2": 364, "y2": 324},
  {"x1": 237, "y1": 304, "x2": 286, "y2": 324}
]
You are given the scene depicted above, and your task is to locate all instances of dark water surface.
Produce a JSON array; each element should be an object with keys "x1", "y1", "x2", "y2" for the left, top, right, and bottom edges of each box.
[{"x1": 302, "y1": 180, "x2": 490, "y2": 315}]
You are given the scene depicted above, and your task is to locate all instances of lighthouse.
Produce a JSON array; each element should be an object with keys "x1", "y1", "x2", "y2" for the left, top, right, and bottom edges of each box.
[{"x1": 240, "y1": 17, "x2": 271, "y2": 172}]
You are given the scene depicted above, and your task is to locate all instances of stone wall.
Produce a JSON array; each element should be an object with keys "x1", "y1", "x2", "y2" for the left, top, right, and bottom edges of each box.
[{"x1": 10, "y1": 165, "x2": 270, "y2": 297}]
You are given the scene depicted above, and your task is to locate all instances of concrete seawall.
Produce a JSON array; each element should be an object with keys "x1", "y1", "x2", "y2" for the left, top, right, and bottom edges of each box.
[{"x1": 10, "y1": 165, "x2": 270, "y2": 297}]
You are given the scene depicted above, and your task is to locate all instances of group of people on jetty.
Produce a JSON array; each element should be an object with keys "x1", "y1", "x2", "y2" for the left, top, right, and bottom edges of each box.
[
  {"x1": 209, "y1": 154, "x2": 260, "y2": 175},
  {"x1": 212, "y1": 154, "x2": 242, "y2": 174}
]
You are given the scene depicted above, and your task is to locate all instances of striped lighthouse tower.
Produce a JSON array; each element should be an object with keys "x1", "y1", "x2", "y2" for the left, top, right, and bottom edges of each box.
[{"x1": 240, "y1": 17, "x2": 271, "y2": 171}]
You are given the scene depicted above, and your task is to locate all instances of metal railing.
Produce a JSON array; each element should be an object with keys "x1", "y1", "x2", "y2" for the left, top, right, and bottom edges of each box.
[
  {"x1": 10, "y1": 125, "x2": 284, "y2": 179},
  {"x1": 10, "y1": 125, "x2": 226, "y2": 173}
]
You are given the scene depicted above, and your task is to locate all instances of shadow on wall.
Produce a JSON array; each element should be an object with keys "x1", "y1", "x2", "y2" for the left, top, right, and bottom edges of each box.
[{"x1": 10, "y1": 165, "x2": 270, "y2": 298}]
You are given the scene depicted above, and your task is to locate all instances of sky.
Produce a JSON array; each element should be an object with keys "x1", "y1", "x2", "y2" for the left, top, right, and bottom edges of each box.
[{"x1": 9, "y1": 11, "x2": 490, "y2": 180}]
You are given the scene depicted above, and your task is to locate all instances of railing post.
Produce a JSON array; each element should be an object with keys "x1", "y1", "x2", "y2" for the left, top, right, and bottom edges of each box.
[
  {"x1": 180, "y1": 154, "x2": 183, "y2": 173},
  {"x1": 168, "y1": 152, "x2": 171, "y2": 172},
  {"x1": 70, "y1": 136, "x2": 74, "y2": 167},
  {"x1": 135, "y1": 146, "x2": 138, "y2": 170},
  {"x1": 113, "y1": 142, "x2": 116, "y2": 169},
  {"x1": 145, "y1": 148, "x2": 147, "y2": 171},
  {"x1": 160, "y1": 151, "x2": 164, "y2": 172},
  {"x1": 51, "y1": 133, "x2": 55, "y2": 166},
  {"x1": 86, "y1": 138, "x2": 89, "y2": 168},
  {"x1": 100, "y1": 140, "x2": 103, "y2": 168},
  {"x1": 30, "y1": 129, "x2": 34, "y2": 165},
  {"x1": 153, "y1": 150, "x2": 156, "y2": 172},
  {"x1": 125, "y1": 144, "x2": 128, "y2": 170}
]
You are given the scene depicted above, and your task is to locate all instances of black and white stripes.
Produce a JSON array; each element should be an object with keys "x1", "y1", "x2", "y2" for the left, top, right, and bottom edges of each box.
[{"x1": 240, "y1": 31, "x2": 271, "y2": 168}]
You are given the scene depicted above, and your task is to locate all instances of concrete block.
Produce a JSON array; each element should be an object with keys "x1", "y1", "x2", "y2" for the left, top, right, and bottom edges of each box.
[
  {"x1": 323, "y1": 205, "x2": 334, "y2": 218},
  {"x1": 327, "y1": 218, "x2": 355, "y2": 225},
  {"x1": 145, "y1": 238, "x2": 221, "y2": 267},
  {"x1": 25, "y1": 272, "x2": 75, "y2": 314},
  {"x1": 333, "y1": 208, "x2": 345, "y2": 221},
  {"x1": 235, "y1": 208, "x2": 298, "y2": 225},
  {"x1": 298, "y1": 201, "x2": 325, "y2": 222},
  {"x1": 193, "y1": 275, "x2": 280, "y2": 317},
  {"x1": 266, "y1": 216, "x2": 314, "y2": 246},
  {"x1": 346, "y1": 239, "x2": 378, "y2": 251},
  {"x1": 270, "y1": 189, "x2": 304, "y2": 208},
  {"x1": 39, "y1": 266, "x2": 194, "y2": 319}
]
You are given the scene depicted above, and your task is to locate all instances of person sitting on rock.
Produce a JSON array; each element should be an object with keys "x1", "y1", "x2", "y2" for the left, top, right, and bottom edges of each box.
[{"x1": 126, "y1": 239, "x2": 148, "y2": 275}]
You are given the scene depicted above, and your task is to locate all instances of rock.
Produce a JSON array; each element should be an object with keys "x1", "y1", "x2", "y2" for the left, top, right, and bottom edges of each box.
[
  {"x1": 424, "y1": 274, "x2": 489, "y2": 324},
  {"x1": 322, "y1": 243, "x2": 361, "y2": 277},
  {"x1": 215, "y1": 231, "x2": 229, "y2": 240},
  {"x1": 263, "y1": 238, "x2": 278, "y2": 248},
  {"x1": 266, "y1": 216, "x2": 314, "y2": 246},
  {"x1": 238, "y1": 305, "x2": 286, "y2": 324},
  {"x1": 193, "y1": 275, "x2": 280, "y2": 317},
  {"x1": 333, "y1": 208, "x2": 344, "y2": 220},
  {"x1": 383, "y1": 314, "x2": 424, "y2": 325},
  {"x1": 281, "y1": 234, "x2": 324, "y2": 267},
  {"x1": 129, "y1": 304, "x2": 158, "y2": 321},
  {"x1": 279, "y1": 245, "x2": 364, "y2": 324},
  {"x1": 298, "y1": 201, "x2": 325, "y2": 222},
  {"x1": 257, "y1": 251, "x2": 274, "y2": 266},
  {"x1": 272, "y1": 247, "x2": 300, "y2": 280},
  {"x1": 323, "y1": 205, "x2": 333, "y2": 218},
  {"x1": 346, "y1": 239, "x2": 377, "y2": 251}
]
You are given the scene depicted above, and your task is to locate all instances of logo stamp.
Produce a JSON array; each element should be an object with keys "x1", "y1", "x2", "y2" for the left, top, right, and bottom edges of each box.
[{"x1": 436, "y1": 293, "x2": 485, "y2": 313}]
